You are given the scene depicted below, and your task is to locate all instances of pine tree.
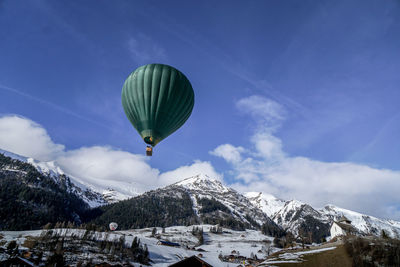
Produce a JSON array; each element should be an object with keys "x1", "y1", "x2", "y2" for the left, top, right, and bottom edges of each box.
[
  {"x1": 132, "y1": 236, "x2": 138, "y2": 249},
  {"x1": 144, "y1": 244, "x2": 149, "y2": 258},
  {"x1": 381, "y1": 229, "x2": 389, "y2": 239}
]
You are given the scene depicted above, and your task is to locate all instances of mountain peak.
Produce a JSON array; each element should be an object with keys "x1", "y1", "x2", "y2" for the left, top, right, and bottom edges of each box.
[
  {"x1": 26, "y1": 158, "x2": 65, "y2": 177},
  {"x1": 285, "y1": 199, "x2": 306, "y2": 208},
  {"x1": 246, "y1": 191, "x2": 286, "y2": 218},
  {"x1": 172, "y1": 174, "x2": 231, "y2": 195},
  {"x1": 175, "y1": 173, "x2": 221, "y2": 186},
  {"x1": 0, "y1": 149, "x2": 64, "y2": 177}
]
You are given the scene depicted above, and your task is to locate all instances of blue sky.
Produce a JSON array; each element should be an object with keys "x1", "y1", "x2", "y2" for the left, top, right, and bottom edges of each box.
[{"x1": 1, "y1": 0, "x2": 400, "y2": 220}]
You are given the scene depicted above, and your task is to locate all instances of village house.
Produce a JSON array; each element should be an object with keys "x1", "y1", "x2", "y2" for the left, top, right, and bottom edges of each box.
[
  {"x1": 157, "y1": 240, "x2": 180, "y2": 247},
  {"x1": 168, "y1": 255, "x2": 213, "y2": 267},
  {"x1": 330, "y1": 215, "x2": 358, "y2": 238}
]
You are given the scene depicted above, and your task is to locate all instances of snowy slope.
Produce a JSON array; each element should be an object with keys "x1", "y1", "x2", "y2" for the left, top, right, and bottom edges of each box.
[
  {"x1": 174, "y1": 174, "x2": 229, "y2": 193},
  {"x1": 271, "y1": 200, "x2": 331, "y2": 241},
  {"x1": 0, "y1": 149, "x2": 107, "y2": 207},
  {"x1": 321, "y1": 204, "x2": 400, "y2": 238},
  {"x1": 274, "y1": 200, "x2": 329, "y2": 229},
  {"x1": 246, "y1": 189, "x2": 400, "y2": 239},
  {"x1": 245, "y1": 192, "x2": 286, "y2": 218},
  {"x1": 2, "y1": 149, "x2": 400, "y2": 239},
  {"x1": 171, "y1": 174, "x2": 278, "y2": 228},
  {"x1": 246, "y1": 192, "x2": 331, "y2": 239},
  {"x1": 0, "y1": 225, "x2": 277, "y2": 266},
  {"x1": 0, "y1": 149, "x2": 29, "y2": 162},
  {"x1": 0, "y1": 149, "x2": 136, "y2": 205}
]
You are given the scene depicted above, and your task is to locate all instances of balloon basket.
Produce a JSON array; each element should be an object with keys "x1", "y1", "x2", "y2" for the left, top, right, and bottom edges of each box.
[{"x1": 146, "y1": 146, "x2": 153, "y2": 156}]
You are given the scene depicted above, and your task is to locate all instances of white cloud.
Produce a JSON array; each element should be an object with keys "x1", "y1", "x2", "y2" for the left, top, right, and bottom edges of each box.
[
  {"x1": 56, "y1": 146, "x2": 160, "y2": 195},
  {"x1": 211, "y1": 95, "x2": 400, "y2": 220},
  {"x1": 2, "y1": 111, "x2": 400, "y2": 221},
  {"x1": 210, "y1": 144, "x2": 245, "y2": 164},
  {"x1": 0, "y1": 115, "x2": 221, "y2": 196},
  {"x1": 0, "y1": 115, "x2": 64, "y2": 161},
  {"x1": 251, "y1": 132, "x2": 285, "y2": 160},
  {"x1": 236, "y1": 95, "x2": 286, "y2": 131},
  {"x1": 57, "y1": 147, "x2": 222, "y2": 195}
]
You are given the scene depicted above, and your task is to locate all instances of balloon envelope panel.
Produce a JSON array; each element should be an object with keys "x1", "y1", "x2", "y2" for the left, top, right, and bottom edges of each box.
[{"x1": 122, "y1": 64, "x2": 195, "y2": 146}]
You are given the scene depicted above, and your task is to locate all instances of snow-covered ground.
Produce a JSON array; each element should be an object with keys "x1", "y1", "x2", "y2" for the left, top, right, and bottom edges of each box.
[
  {"x1": 122, "y1": 225, "x2": 277, "y2": 266},
  {"x1": 322, "y1": 204, "x2": 400, "y2": 238},
  {"x1": 0, "y1": 149, "x2": 133, "y2": 206},
  {"x1": 3, "y1": 148, "x2": 400, "y2": 240},
  {"x1": 171, "y1": 174, "x2": 272, "y2": 228},
  {"x1": 246, "y1": 192, "x2": 286, "y2": 218},
  {"x1": 247, "y1": 189, "x2": 400, "y2": 239},
  {"x1": 0, "y1": 225, "x2": 278, "y2": 266},
  {"x1": 260, "y1": 246, "x2": 337, "y2": 265}
]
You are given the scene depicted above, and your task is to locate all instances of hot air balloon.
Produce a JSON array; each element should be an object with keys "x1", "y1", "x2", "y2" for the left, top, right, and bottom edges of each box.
[
  {"x1": 122, "y1": 64, "x2": 195, "y2": 156},
  {"x1": 109, "y1": 222, "x2": 118, "y2": 231}
]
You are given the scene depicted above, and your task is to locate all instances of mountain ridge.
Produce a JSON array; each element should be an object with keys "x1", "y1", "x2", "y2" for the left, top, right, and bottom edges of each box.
[
  {"x1": 0, "y1": 149, "x2": 109, "y2": 206},
  {"x1": 1, "y1": 149, "x2": 400, "y2": 239},
  {"x1": 246, "y1": 191, "x2": 400, "y2": 239}
]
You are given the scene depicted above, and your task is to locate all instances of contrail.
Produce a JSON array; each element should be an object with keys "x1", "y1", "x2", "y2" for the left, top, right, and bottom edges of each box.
[{"x1": 0, "y1": 83, "x2": 112, "y2": 130}]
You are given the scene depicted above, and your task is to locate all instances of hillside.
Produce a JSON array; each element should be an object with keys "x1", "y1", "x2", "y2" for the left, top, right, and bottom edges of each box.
[
  {"x1": 262, "y1": 245, "x2": 352, "y2": 267},
  {"x1": 0, "y1": 153, "x2": 91, "y2": 230},
  {"x1": 91, "y1": 186, "x2": 198, "y2": 229},
  {"x1": 2, "y1": 149, "x2": 400, "y2": 241},
  {"x1": 0, "y1": 225, "x2": 278, "y2": 266},
  {"x1": 0, "y1": 149, "x2": 107, "y2": 207},
  {"x1": 247, "y1": 191, "x2": 400, "y2": 240},
  {"x1": 91, "y1": 175, "x2": 283, "y2": 235}
]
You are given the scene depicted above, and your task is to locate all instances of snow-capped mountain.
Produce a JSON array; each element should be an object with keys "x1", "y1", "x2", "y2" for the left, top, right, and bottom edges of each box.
[
  {"x1": 93, "y1": 174, "x2": 283, "y2": 236},
  {"x1": 273, "y1": 200, "x2": 330, "y2": 234},
  {"x1": 321, "y1": 204, "x2": 400, "y2": 238},
  {"x1": 246, "y1": 191, "x2": 400, "y2": 239},
  {"x1": 0, "y1": 149, "x2": 107, "y2": 207},
  {"x1": 0, "y1": 151, "x2": 94, "y2": 229},
  {"x1": 2, "y1": 149, "x2": 400, "y2": 239},
  {"x1": 171, "y1": 174, "x2": 278, "y2": 229},
  {"x1": 245, "y1": 192, "x2": 286, "y2": 218}
]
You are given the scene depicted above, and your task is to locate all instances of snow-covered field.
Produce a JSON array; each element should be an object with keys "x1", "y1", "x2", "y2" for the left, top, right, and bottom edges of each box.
[
  {"x1": 3, "y1": 149, "x2": 400, "y2": 240},
  {"x1": 118, "y1": 225, "x2": 277, "y2": 266},
  {"x1": 260, "y1": 247, "x2": 337, "y2": 265},
  {"x1": 0, "y1": 225, "x2": 278, "y2": 266}
]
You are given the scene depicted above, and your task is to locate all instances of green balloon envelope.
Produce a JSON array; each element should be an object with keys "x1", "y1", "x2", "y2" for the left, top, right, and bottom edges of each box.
[{"x1": 122, "y1": 64, "x2": 195, "y2": 147}]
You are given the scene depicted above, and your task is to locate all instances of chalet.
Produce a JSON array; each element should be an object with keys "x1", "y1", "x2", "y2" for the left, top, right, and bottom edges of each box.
[
  {"x1": 168, "y1": 255, "x2": 213, "y2": 267},
  {"x1": 221, "y1": 254, "x2": 247, "y2": 264},
  {"x1": 157, "y1": 240, "x2": 180, "y2": 247},
  {"x1": 330, "y1": 215, "x2": 358, "y2": 238}
]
